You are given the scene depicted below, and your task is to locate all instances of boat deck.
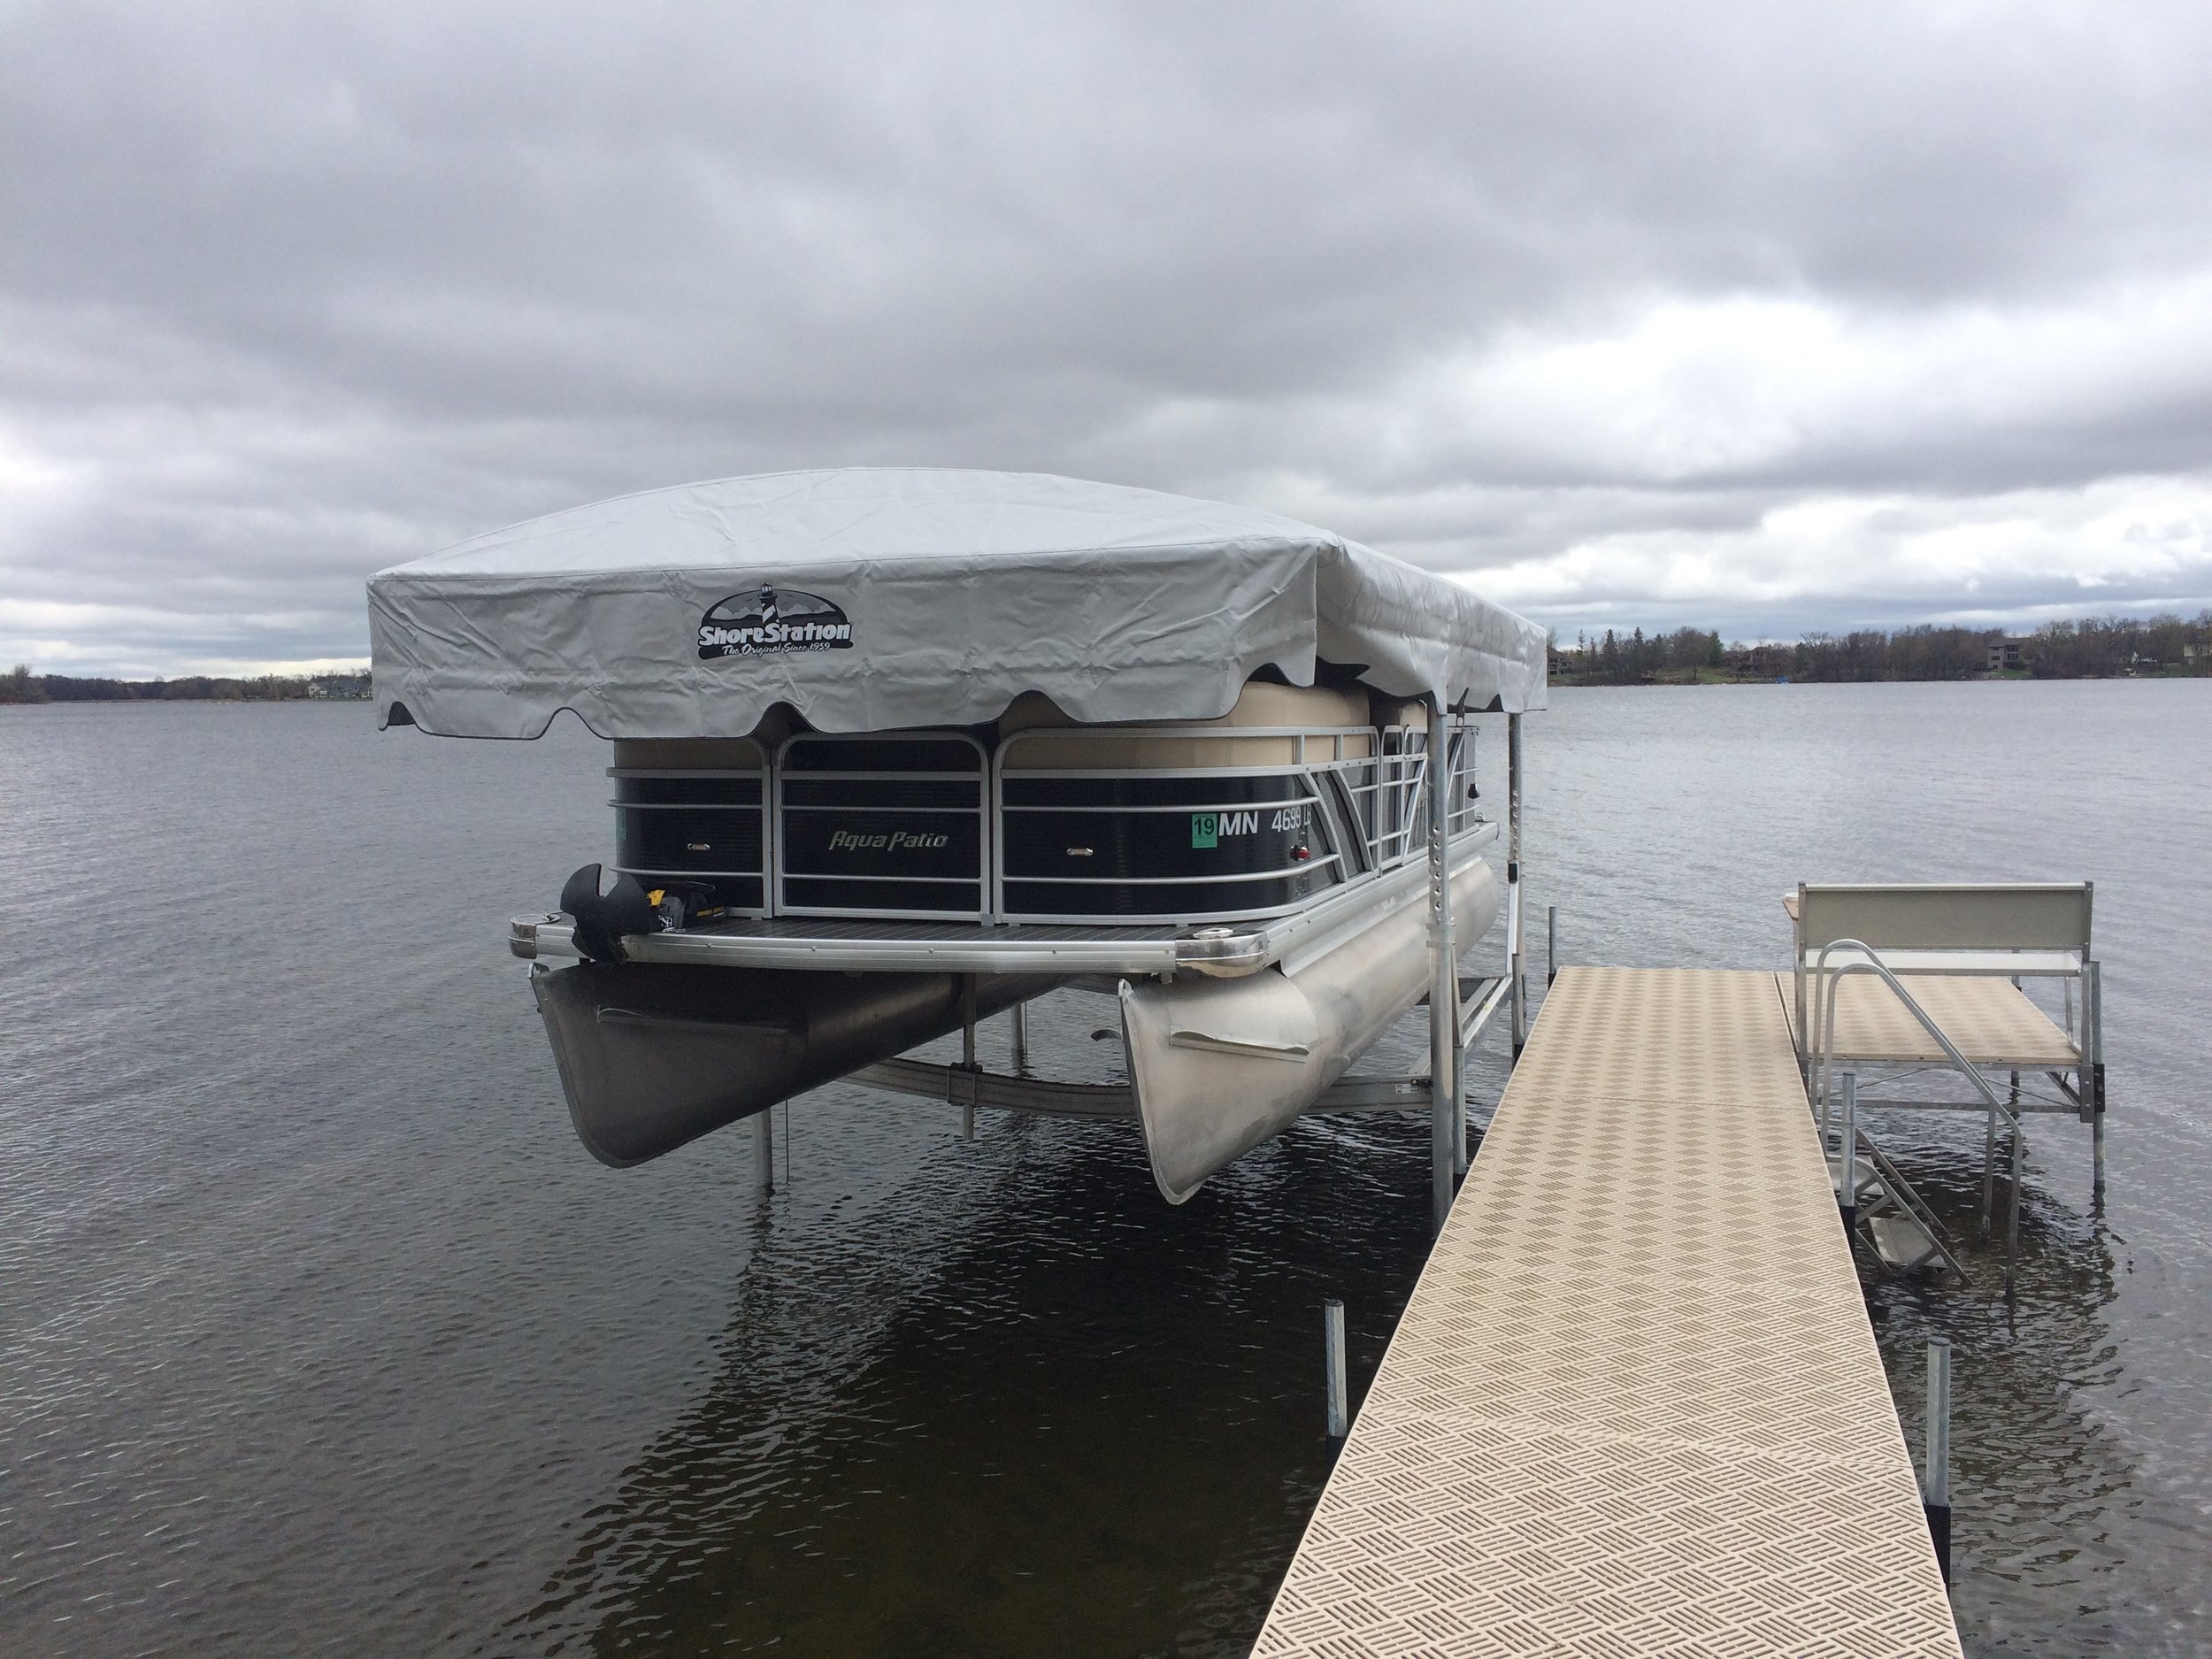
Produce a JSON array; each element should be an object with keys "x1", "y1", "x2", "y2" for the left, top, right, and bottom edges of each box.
[
  {"x1": 1254, "y1": 967, "x2": 1961, "y2": 1657},
  {"x1": 509, "y1": 828, "x2": 1493, "y2": 979}
]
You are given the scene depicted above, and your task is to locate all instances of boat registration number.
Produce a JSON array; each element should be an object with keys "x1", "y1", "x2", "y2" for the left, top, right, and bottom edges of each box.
[{"x1": 1191, "y1": 805, "x2": 1306, "y2": 848}]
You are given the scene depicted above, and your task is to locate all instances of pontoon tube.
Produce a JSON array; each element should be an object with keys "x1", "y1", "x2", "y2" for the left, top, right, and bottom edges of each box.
[
  {"x1": 1120, "y1": 856, "x2": 1499, "y2": 1202},
  {"x1": 534, "y1": 963, "x2": 1058, "y2": 1166}
]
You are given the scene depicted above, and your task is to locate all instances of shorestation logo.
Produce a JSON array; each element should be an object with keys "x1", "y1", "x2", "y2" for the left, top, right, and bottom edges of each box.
[{"x1": 698, "y1": 584, "x2": 855, "y2": 659}]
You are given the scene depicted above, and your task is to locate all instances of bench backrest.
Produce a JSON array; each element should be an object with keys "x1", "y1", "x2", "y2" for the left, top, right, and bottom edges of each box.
[{"x1": 1797, "y1": 882, "x2": 2092, "y2": 956}]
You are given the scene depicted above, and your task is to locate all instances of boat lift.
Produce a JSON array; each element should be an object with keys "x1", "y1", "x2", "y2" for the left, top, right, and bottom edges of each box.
[{"x1": 833, "y1": 703, "x2": 1533, "y2": 1235}]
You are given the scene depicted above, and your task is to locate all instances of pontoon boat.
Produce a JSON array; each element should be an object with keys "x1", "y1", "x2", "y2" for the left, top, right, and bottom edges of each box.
[{"x1": 368, "y1": 469, "x2": 1547, "y2": 1202}]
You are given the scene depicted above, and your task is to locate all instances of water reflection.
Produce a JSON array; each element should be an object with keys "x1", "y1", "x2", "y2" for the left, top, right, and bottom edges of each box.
[
  {"x1": 500, "y1": 1080, "x2": 1440, "y2": 1659},
  {"x1": 500, "y1": 1046, "x2": 2169, "y2": 1659},
  {"x1": 6, "y1": 687, "x2": 2205, "y2": 1658},
  {"x1": 1862, "y1": 1115, "x2": 2142, "y2": 1654}
]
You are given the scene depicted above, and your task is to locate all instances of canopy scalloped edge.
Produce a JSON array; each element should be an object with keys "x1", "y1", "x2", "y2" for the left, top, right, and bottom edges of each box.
[{"x1": 369, "y1": 468, "x2": 1547, "y2": 739}]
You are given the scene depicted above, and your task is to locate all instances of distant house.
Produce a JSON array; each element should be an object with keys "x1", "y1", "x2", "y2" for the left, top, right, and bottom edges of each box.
[{"x1": 1985, "y1": 638, "x2": 2025, "y2": 672}]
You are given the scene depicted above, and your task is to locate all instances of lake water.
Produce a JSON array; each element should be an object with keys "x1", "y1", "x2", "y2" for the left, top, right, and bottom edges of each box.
[{"x1": 1, "y1": 680, "x2": 2205, "y2": 1656}]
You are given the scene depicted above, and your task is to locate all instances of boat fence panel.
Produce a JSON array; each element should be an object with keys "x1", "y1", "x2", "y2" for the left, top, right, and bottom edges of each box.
[
  {"x1": 610, "y1": 766, "x2": 769, "y2": 917},
  {"x1": 773, "y1": 732, "x2": 991, "y2": 920},
  {"x1": 985, "y1": 717, "x2": 1482, "y2": 927}
]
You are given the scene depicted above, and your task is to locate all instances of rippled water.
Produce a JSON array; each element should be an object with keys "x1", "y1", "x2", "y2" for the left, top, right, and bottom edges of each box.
[{"x1": 1, "y1": 681, "x2": 2205, "y2": 1655}]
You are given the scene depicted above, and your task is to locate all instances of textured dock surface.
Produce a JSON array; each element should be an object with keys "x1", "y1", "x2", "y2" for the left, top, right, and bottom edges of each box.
[
  {"x1": 1780, "y1": 969, "x2": 2078, "y2": 1067},
  {"x1": 1255, "y1": 967, "x2": 1961, "y2": 1658}
]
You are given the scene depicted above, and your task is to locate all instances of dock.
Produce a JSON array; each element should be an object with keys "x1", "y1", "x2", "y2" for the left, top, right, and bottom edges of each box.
[{"x1": 1256, "y1": 967, "x2": 1962, "y2": 1657}]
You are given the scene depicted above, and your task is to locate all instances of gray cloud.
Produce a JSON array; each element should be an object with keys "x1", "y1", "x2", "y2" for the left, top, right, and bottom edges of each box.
[{"x1": 5, "y1": 0, "x2": 2211, "y2": 672}]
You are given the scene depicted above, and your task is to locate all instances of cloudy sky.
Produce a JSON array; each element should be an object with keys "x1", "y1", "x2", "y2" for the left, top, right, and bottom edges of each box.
[{"x1": 5, "y1": 1, "x2": 2211, "y2": 675}]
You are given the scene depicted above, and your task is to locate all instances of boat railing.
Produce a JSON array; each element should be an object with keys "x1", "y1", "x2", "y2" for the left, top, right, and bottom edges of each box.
[
  {"x1": 989, "y1": 717, "x2": 1481, "y2": 926},
  {"x1": 601, "y1": 714, "x2": 1486, "y2": 931},
  {"x1": 606, "y1": 763, "x2": 772, "y2": 918}
]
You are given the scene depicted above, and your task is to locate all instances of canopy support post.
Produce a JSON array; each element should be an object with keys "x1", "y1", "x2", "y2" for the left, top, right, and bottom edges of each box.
[{"x1": 1428, "y1": 695, "x2": 1456, "y2": 1235}]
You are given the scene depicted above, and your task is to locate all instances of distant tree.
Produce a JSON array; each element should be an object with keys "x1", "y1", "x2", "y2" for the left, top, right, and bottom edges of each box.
[{"x1": 1, "y1": 664, "x2": 49, "y2": 703}]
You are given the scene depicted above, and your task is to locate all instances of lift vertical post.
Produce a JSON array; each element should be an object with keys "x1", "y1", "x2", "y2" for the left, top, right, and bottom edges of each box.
[
  {"x1": 958, "y1": 974, "x2": 979, "y2": 1142},
  {"x1": 1428, "y1": 695, "x2": 1456, "y2": 1235},
  {"x1": 1508, "y1": 711, "x2": 1526, "y2": 1061}
]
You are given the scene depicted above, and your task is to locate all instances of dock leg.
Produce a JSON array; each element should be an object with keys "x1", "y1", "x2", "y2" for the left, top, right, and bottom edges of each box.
[
  {"x1": 1924, "y1": 1337, "x2": 1953, "y2": 1586},
  {"x1": 1010, "y1": 999, "x2": 1030, "y2": 1074},
  {"x1": 2090, "y1": 960, "x2": 2107, "y2": 1203},
  {"x1": 1978, "y1": 1109, "x2": 1997, "y2": 1248},
  {"x1": 1837, "y1": 1071, "x2": 1858, "y2": 1233},
  {"x1": 2008, "y1": 1066, "x2": 2020, "y2": 1208},
  {"x1": 1427, "y1": 696, "x2": 1456, "y2": 1235},
  {"x1": 754, "y1": 1106, "x2": 774, "y2": 1197},
  {"x1": 2006, "y1": 1115, "x2": 2024, "y2": 1302},
  {"x1": 1547, "y1": 902, "x2": 1556, "y2": 988},
  {"x1": 2093, "y1": 1098, "x2": 2107, "y2": 1203},
  {"x1": 1324, "y1": 1299, "x2": 1348, "y2": 1442}
]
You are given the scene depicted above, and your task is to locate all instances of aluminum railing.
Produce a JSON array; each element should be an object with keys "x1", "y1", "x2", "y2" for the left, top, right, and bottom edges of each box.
[
  {"x1": 603, "y1": 716, "x2": 1485, "y2": 930},
  {"x1": 989, "y1": 718, "x2": 1482, "y2": 926},
  {"x1": 1809, "y1": 938, "x2": 2027, "y2": 1295}
]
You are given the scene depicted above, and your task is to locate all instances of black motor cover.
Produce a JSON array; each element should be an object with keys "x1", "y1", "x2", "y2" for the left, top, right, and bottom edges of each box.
[{"x1": 559, "y1": 864, "x2": 658, "y2": 962}]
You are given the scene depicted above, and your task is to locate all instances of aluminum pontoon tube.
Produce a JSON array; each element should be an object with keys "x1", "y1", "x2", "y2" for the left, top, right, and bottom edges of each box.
[
  {"x1": 1120, "y1": 854, "x2": 1500, "y2": 1203},
  {"x1": 532, "y1": 963, "x2": 1060, "y2": 1167}
]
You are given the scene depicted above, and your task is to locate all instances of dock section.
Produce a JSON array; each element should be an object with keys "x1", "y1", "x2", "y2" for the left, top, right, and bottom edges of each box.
[{"x1": 1256, "y1": 967, "x2": 1960, "y2": 1658}]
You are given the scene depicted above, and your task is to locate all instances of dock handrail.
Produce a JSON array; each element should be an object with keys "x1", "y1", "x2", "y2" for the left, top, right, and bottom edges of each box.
[
  {"x1": 1810, "y1": 938, "x2": 2027, "y2": 1294},
  {"x1": 1809, "y1": 940, "x2": 2018, "y2": 1135},
  {"x1": 1851, "y1": 1124, "x2": 1974, "y2": 1286}
]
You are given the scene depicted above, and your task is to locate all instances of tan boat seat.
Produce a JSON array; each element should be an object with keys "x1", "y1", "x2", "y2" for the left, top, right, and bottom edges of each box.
[
  {"x1": 999, "y1": 682, "x2": 1374, "y2": 769},
  {"x1": 611, "y1": 737, "x2": 765, "y2": 772}
]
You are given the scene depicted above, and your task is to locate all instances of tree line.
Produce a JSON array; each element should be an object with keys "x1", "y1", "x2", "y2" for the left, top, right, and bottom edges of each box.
[
  {"x1": 1552, "y1": 611, "x2": 2212, "y2": 685},
  {"x1": 0, "y1": 667, "x2": 373, "y2": 704}
]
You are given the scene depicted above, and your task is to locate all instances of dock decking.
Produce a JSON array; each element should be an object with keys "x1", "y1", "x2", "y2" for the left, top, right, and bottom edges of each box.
[
  {"x1": 1255, "y1": 967, "x2": 1961, "y2": 1658},
  {"x1": 1779, "y1": 969, "x2": 2079, "y2": 1070}
]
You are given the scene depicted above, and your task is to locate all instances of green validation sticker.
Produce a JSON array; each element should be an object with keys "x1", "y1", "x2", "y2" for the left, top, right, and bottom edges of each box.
[{"x1": 1190, "y1": 811, "x2": 1219, "y2": 849}]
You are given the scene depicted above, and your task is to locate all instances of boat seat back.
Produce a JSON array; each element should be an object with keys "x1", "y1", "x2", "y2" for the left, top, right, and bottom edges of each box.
[
  {"x1": 1000, "y1": 682, "x2": 1373, "y2": 770},
  {"x1": 1795, "y1": 882, "x2": 2093, "y2": 957}
]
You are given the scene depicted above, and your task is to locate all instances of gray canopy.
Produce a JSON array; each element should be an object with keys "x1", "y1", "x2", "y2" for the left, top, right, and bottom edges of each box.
[{"x1": 368, "y1": 468, "x2": 1547, "y2": 738}]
